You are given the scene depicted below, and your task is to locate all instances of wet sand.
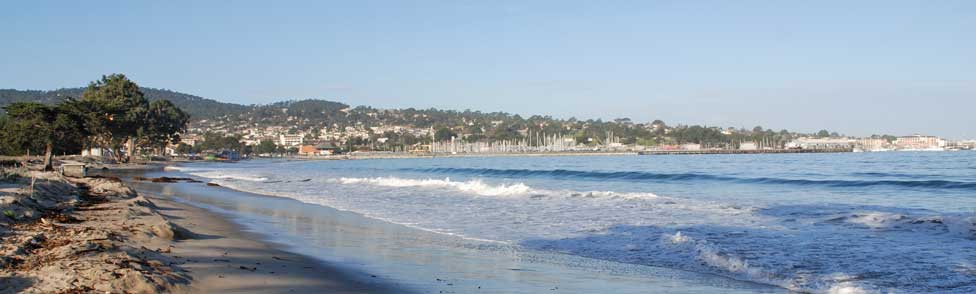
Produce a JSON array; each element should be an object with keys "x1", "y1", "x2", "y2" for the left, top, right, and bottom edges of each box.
[
  {"x1": 0, "y1": 167, "x2": 399, "y2": 293},
  {"x1": 142, "y1": 192, "x2": 395, "y2": 293}
]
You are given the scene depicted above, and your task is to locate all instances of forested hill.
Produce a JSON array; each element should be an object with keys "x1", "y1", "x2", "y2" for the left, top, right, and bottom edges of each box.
[
  {"x1": 1, "y1": 87, "x2": 845, "y2": 146},
  {"x1": 0, "y1": 87, "x2": 246, "y2": 119}
]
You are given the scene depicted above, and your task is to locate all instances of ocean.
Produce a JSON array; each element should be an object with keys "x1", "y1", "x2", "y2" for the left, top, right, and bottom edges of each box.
[{"x1": 163, "y1": 151, "x2": 976, "y2": 293}]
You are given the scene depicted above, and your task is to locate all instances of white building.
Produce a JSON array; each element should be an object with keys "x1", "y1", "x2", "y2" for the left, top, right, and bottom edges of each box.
[
  {"x1": 894, "y1": 135, "x2": 945, "y2": 151},
  {"x1": 957, "y1": 140, "x2": 976, "y2": 150},
  {"x1": 279, "y1": 134, "x2": 304, "y2": 147},
  {"x1": 82, "y1": 148, "x2": 111, "y2": 157},
  {"x1": 739, "y1": 142, "x2": 758, "y2": 150},
  {"x1": 856, "y1": 138, "x2": 891, "y2": 151}
]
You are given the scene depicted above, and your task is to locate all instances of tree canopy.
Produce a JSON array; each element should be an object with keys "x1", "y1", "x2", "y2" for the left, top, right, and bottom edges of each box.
[
  {"x1": 255, "y1": 139, "x2": 278, "y2": 155},
  {"x1": 139, "y1": 99, "x2": 190, "y2": 152},
  {"x1": 0, "y1": 74, "x2": 191, "y2": 163},
  {"x1": 1, "y1": 101, "x2": 90, "y2": 169}
]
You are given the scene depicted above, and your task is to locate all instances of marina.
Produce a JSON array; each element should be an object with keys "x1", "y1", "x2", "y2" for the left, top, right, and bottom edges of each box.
[{"x1": 638, "y1": 148, "x2": 853, "y2": 155}]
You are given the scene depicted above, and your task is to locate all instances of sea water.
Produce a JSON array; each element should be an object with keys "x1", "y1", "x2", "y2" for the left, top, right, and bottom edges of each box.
[{"x1": 165, "y1": 152, "x2": 976, "y2": 293}]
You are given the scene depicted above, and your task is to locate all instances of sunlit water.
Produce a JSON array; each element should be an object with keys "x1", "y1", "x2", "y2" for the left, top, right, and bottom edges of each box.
[{"x1": 163, "y1": 152, "x2": 976, "y2": 293}]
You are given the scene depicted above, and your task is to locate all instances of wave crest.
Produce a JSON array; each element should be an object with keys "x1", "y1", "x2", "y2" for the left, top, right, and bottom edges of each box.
[
  {"x1": 834, "y1": 212, "x2": 976, "y2": 239},
  {"x1": 406, "y1": 167, "x2": 976, "y2": 190},
  {"x1": 337, "y1": 177, "x2": 534, "y2": 197},
  {"x1": 335, "y1": 176, "x2": 661, "y2": 200},
  {"x1": 192, "y1": 172, "x2": 269, "y2": 182}
]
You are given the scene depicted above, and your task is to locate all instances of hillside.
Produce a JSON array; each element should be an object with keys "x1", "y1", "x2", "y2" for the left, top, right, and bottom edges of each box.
[
  {"x1": 0, "y1": 87, "x2": 246, "y2": 120},
  {"x1": 1, "y1": 87, "x2": 834, "y2": 148}
]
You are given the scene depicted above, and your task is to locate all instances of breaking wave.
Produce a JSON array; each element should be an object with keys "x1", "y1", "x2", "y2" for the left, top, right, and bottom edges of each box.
[
  {"x1": 189, "y1": 171, "x2": 269, "y2": 182},
  {"x1": 825, "y1": 212, "x2": 976, "y2": 239},
  {"x1": 336, "y1": 177, "x2": 534, "y2": 197},
  {"x1": 405, "y1": 167, "x2": 976, "y2": 190},
  {"x1": 170, "y1": 153, "x2": 976, "y2": 294},
  {"x1": 334, "y1": 177, "x2": 660, "y2": 200},
  {"x1": 163, "y1": 166, "x2": 198, "y2": 172}
]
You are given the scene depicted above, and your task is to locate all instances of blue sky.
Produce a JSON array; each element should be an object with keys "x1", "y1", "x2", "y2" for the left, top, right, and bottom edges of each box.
[{"x1": 2, "y1": 1, "x2": 974, "y2": 138}]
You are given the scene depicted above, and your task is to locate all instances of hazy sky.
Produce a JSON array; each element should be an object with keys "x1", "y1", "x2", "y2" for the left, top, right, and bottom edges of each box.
[{"x1": 2, "y1": 1, "x2": 974, "y2": 138}]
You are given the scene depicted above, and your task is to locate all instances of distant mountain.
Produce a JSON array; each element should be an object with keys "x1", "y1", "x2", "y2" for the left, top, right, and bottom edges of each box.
[{"x1": 0, "y1": 87, "x2": 246, "y2": 120}]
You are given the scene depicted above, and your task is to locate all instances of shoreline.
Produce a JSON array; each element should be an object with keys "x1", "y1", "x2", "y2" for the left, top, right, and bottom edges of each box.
[
  {"x1": 0, "y1": 166, "x2": 399, "y2": 293},
  {"x1": 176, "y1": 148, "x2": 973, "y2": 164},
  {"x1": 148, "y1": 161, "x2": 785, "y2": 294},
  {"x1": 236, "y1": 151, "x2": 639, "y2": 162},
  {"x1": 133, "y1": 186, "x2": 397, "y2": 293}
]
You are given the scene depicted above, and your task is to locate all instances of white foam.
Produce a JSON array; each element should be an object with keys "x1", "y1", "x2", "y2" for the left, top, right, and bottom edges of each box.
[
  {"x1": 828, "y1": 283, "x2": 868, "y2": 294},
  {"x1": 192, "y1": 171, "x2": 269, "y2": 182},
  {"x1": 843, "y1": 212, "x2": 907, "y2": 229},
  {"x1": 337, "y1": 177, "x2": 534, "y2": 197},
  {"x1": 834, "y1": 211, "x2": 976, "y2": 239},
  {"x1": 661, "y1": 231, "x2": 787, "y2": 290},
  {"x1": 570, "y1": 190, "x2": 660, "y2": 200},
  {"x1": 334, "y1": 176, "x2": 663, "y2": 200},
  {"x1": 163, "y1": 166, "x2": 192, "y2": 172},
  {"x1": 172, "y1": 162, "x2": 976, "y2": 293}
]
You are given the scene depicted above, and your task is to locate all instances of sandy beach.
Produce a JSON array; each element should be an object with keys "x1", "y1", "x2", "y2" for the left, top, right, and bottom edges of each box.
[
  {"x1": 140, "y1": 189, "x2": 394, "y2": 294},
  {"x1": 0, "y1": 167, "x2": 396, "y2": 293}
]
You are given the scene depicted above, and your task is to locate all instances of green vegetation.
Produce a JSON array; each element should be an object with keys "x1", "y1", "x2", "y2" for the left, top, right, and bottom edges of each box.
[
  {"x1": 2, "y1": 101, "x2": 90, "y2": 170},
  {"x1": 2, "y1": 79, "x2": 850, "y2": 154},
  {"x1": 139, "y1": 100, "x2": 190, "y2": 154},
  {"x1": 173, "y1": 143, "x2": 194, "y2": 156},
  {"x1": 434, "y1": 127, "x2": 457, "y2": 142},
  {"x1": 197, "y1": 132, "x2": 245, "y2": 153},
  {"x1": 254, "y1": 139, "x2": 278, "y2": 155},
  {"x1": 0, "y1": 87, "x2": 242, "y2": 120},
  {"x1": 0, "y1": 74, "x2": 190, "y2": 168},
  {"x1": 219, "y1": 102, "x2": 840, "y2": 150}
]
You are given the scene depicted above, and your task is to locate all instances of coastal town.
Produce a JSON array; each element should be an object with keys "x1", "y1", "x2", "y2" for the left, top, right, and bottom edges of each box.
[
  {"x1": 172, "y1": 111, "x2": 975, "y2": 158},
  {"x1": 3, "y1": 84, "x2": 972, "y2": 161}
]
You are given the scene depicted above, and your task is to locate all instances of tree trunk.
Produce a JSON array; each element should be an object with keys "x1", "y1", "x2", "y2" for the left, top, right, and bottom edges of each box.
[
  {"x1": 43, "y1": 143, "x2": 54, "y2": 171},
  {"x1": 126, "y1": 137, "x2": 135, "y2": 163}
]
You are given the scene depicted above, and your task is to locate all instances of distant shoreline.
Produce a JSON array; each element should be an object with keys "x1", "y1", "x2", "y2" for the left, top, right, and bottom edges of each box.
[
  {"x1": 170, "y1": 148, "x2": 976, "y2": 163},
  {"x1": 279, "y1": 151, "x2": 639, "y2": 161}
]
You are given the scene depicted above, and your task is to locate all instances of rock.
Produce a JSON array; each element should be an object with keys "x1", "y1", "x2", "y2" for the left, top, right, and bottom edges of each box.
[
  {"x1": 149, "y1": 177, "x2": 195, "y2": 183},
  {"x1": 89, "y1": 175, "x2": 122, "y2": 182},
  {"x1": 149, "y1": 221, "x2": 192, "y2": 241},
  {"x1": 125, "y1": 196, "x2": 157, "y2": 209},
  {"x1": 111, "y1": 269, "x2": 160, "y2": 294}
]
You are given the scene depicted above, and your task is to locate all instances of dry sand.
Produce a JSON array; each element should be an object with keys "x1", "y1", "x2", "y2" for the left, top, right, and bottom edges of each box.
[
  {"x1": 0, "y1": 171, "x2": 395, "y2": 293},
  {"x1": 1, "y1": 173, "x2": 190, "y2": 293}
]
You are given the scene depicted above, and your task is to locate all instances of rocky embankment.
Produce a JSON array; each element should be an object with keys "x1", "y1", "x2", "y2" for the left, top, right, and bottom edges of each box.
[{"x1": 0, "y1": 172, "x2": 191, "y2": 293}]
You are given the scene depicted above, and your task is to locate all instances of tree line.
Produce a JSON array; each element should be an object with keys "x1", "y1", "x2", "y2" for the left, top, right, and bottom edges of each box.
[
  {"x1": 195, "y1": 98, "x2": 849, "y2": 151},
  {"x1": 4, "y1": 78, "x2": 858, "y2": 156},
  {"x1": 1, "y1": 86, "x2": 245, "y2": 120},
  {"x1": 0, "y1": 74, "x2": 190, "y2": 170}
]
